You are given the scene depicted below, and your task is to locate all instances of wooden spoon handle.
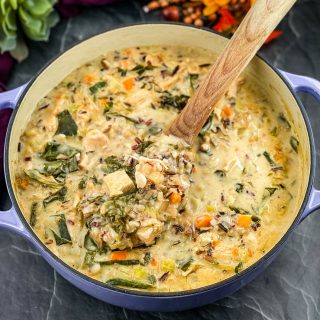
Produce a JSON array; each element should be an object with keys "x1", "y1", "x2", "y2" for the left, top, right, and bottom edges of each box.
[{"x1": 167, "y1": 0, "x2": 296, "y2": 144}]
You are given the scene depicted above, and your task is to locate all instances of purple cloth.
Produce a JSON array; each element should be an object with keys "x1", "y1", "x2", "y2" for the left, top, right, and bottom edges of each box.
[
  {"x1": 0, "y1": 53, "x2": 15, "y2": 179},
  {"x1": 57, "y1": 0, "x2": 121, "y2": 17}
]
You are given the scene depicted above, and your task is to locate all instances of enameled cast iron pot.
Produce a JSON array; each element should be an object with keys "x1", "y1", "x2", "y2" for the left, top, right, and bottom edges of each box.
[{"x1": 1, "y1": 24, "x2": 320, "y2": 312}]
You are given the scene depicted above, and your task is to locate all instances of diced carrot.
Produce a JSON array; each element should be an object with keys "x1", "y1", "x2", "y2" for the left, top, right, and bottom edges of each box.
[
  {"x1": 16, "y1": 177, "x2": 29, "y2": 190},
  {"x1": 248, "y1": 248, "x2": 254, "y2": 257},
  {"x1": 83, "y1": 75, "x2": 96, "y2": 85},
  {"x1": 120, "y1": 60, "x2": 129, "y2": 68},
  {"x1": 123, "y1": 77, "x2": 134, "y2": 91},
  {"x1": 222, "y1": 105, "x2": 232, "y2": 118},
  {"x1": 236, "y1": 215, "x2": 252, "y2": 228},
  {"x1": 195, "y1": 214, "x2": 212, "y2": 229},
  {"x1": 169, "y1": 192, "x2": 182, "y2": 204},
  {"x1": 151, "y1": 258, "x2": 157, "y2": 267},
  {"x1": 211, "y1": 239, "x2": 221, "y2": 249},
  {"x1": 232, "y1": 247, "x2": 239, "y2": 257},
  {"x1": 124, "y1": 48, "x2": 132, "y2": 55},
  {"x1": 111, "y1": 251, "x2": 128, "y2": 260}
]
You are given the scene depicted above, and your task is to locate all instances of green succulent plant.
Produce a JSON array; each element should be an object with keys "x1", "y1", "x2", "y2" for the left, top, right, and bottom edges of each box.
[{"x1": 0, "y1": 0, "x2": 59, "y2": 56}]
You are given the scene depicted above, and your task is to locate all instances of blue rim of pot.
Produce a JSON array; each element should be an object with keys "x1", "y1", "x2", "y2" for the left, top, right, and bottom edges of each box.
[{"x1": 4, "y1": 22, "x2": 316, "y2": 298}]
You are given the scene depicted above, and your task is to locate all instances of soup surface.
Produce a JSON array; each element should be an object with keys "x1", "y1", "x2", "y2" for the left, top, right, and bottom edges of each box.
[{"x1": 15, "y1": 46, "x2": 301, "y2": 292}]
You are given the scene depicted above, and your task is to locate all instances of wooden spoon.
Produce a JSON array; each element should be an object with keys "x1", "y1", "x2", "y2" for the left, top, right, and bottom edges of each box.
[{"x1": 167, "y1": 0, "x2": 296, "y2": 144}]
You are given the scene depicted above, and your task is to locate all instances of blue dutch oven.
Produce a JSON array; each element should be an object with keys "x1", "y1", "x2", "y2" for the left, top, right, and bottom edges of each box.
[{"x1": 0, "y1": 24, "x2": 320, "y2": 312}]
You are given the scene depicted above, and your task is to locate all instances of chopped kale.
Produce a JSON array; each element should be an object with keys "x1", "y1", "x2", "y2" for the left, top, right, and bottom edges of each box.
[
  {"x1": 78, "y1": 176, "x2": 88, "y2": 189},
  {"x1": 24, "y1": 169, "x2": 63, "y2": 188},
  {"x1": 41, "y1": 142, "x2": 79, "y2": 161},
  {"x1": 106, "y1": 278, "x2": 154, "y2": 289},
  {"x1": 131, "y1": 64, "x2": 155, "y2": 76},
  {"x1": 177, "y1": 256, "x2": 193, "y2": 271},
  {"x1": 290, "y1": 136, "x2": 299, "y2": 153},
  {"x1": 89, "y1": 81, "x2": 106, "y2": 94},
  {"x1": 52, "y1": 214, "x2": 72, "y2": 245},
  {"x1": 117, "y1": 67, "x2": 127, "y2": 77},
  {"x1": 278, "y1": 112, "x2": 291, "y2": 129},
  {"x1": 199, "y1": 114, "x2": 214, "y2": 136},
  {"x1": 143, "y1": 252, "x2": 151, "y2": 265},
  {"x1": 214, "y1": 170, "x2": 226, "y2": 178},
  {"x1": 84, "y1": 232, "x2": 98, "y2": 251},
  {"x1": 104, "y1": 101, "x2": 113, "y2": 114},
  {"x1": 103, "y1": 156, "x2": 124, "y2": 174},
  {"x1": 265, "y1": 187, "x2": 277, "y2": 196},
  {"x1": 262, "y1": 151, "x2": 283, "y2": 171},
  {"x1": 55, "y1": 110, "x2": 78, "y2": 136},
  {"x1": 96, "y1": 259, "x2": 141, "y2": 266},
  {"x1": 189, "y1": 73, "x2": 199, "y2": 91},
  {"x1": 229, "y1": 206, "x2": 249, "y2": 214},
  {"x1": 30, "y1": 202, "x2": 38, "y2": 227},
  {"x1": 235, "y1": 183, "x2": 244, "y2": 193},
  {"x1": 43, "y1": 187, "x2": 67, "y2": 208},
  {"x1": 148, "y1": 125, "x2": 162, "y2": 135},
  {"x1": 136, "y1": 140, "x2": 153, "y2": 154},
  {"x1": 235, "y1": 261, "x2": 244, "y2": 274},
  {"x1": 107, "y1": 112, "x2": 139, "y2": 124},
  {"x1": 159, "y1": 91, "x2": 189, "y2": 110}
]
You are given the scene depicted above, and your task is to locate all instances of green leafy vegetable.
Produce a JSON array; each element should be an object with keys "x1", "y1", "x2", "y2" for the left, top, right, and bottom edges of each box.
[
  {"x1": 131, "y1": 64, "x2": 155, "y2": 76},
  {"x1": 41, "y1": 142, "x2": 80, "y2": 182},
  {"x1": 235, "y1": 261, "x2": 244, "y2": 274},
  {"x1": 214, "y1": 170, "x2": 226, "y2": 178},
  {"x1": 159, "y1": 92, "x2": 189, "y2": 110},
  {"x1": 43, "y1": 187, "x2": 67, "y2": 207},
  {"x1": 148, "y1": 125, "x2": 162, "y2": 135},
  {"x1": 144, "y1": 252, "x2": 151, "y2": 265},
  {"x1": 107, "y1": 112, "x2": 139, "y2": 124},
  {"x1": 117, "y1": 67, "x2": 127, "y2": 77},
  {"x1": 96, "y1": 259, "x2": 141, "y2": 266},
  {"x1": 55, "y1": 110, "x2": 78, "y2": 136},
  {"x1": 200, "y1": 114, "x2": 214, "y2": 136},
  {"x1": 235, "y1": 183, "x2": 244, "y2": 193},
  {"x1": 265, "y1": 187, "x2": 277, "y2": 197},
  {"x1": 30, "y1": 202, "x2": 38, "y2": 227},
  {"x1": 189, "y1": 73, "x2": 199, "y2": 91},
  {"x1": 136, "y1": 140, "x2": 153, "y2": 154},
  {"x1": 290, "y1": 136, "x2": 299, "y2": 153},
  {"x1": 101, "y1": 193, "x2": 136, "y2": 233},
  {"x1": 89, "y1": 81, "x2": 106, "y2": 94},
  {"x1": 78, "y1": 176, "x2": 88, "y2": 189},
  {"x1": 106, "y1": 278, "x2": 154, "y2": 289},
  {"x1": 229, "y1": 206, "x2": 249, "y2": 214},
  {"x1": 262, "y1": 151, "x2": 283, "y2": 171},
  {"x1": 177, "y1": 256, "x2": 193, "y2": 271},
  {"x1": 84, "y1": 232, "x2": 98, "y2": 251},
  {"x1": 41, "y1": 142, "x2": 79, "y2": 161},
  {"x1": 102, "y1": 156, "x2": 136, "y2": 181},
  {"x1": 52, "y1": 214, "x2": 72, "y2": 246},
  {"x1": 278, "y1": 112, "x2": 291, "y2": 129},
  {"x1": 103, "y1": 156, "x2": 124, "y2": 174},
  {"x1": 25, "y1": 169, "x2": 62, "y2": 188},
  {"x1": 104, "y1": 102, "x2": 113, "y2": 114}
]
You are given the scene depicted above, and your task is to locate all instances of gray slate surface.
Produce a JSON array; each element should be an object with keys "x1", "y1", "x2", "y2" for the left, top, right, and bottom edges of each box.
[{"x1": 1, "y1": 0, "x2": 319, "y2": 319}]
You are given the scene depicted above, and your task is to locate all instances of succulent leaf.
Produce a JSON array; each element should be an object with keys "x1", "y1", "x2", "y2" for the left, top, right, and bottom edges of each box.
[{"x1": 0, "y1": 0, "x2": 59, "y2": 56}]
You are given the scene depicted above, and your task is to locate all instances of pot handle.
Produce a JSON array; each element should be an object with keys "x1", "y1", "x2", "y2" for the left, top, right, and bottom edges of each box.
[
  {"x1": 0, "y1": 207, "x2": 29, "y2": 238},
  {"x1": 0, "y1": 84, "x2": 27, "y2": 111},
  {"x1": 280, "y1": 70, "x2": 320, "y2": 221},
  {"x1": 0, "y1": 84, "x2": 29, "y2": 237}
]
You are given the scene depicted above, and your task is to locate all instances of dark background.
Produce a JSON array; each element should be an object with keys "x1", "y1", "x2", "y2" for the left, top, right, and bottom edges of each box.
[{"x1": 1, "y1": 0, "x2": 320, "y2": 319}]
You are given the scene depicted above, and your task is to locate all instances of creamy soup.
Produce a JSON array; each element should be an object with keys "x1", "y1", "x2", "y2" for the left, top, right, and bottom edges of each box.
[{"x1": 14, "y1": 46, "x2": 301, "y2": 292}]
